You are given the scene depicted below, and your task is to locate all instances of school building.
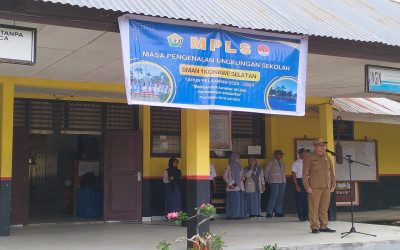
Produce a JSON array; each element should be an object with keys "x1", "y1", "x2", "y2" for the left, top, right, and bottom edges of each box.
[{"x1": 1, "y1": 0, "x2": 400, "y2": 237}]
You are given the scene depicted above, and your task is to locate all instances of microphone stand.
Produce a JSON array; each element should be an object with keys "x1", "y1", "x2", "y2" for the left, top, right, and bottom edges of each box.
[{"x1": 329, "y1": 153, "x2": 376, "y2": 238}]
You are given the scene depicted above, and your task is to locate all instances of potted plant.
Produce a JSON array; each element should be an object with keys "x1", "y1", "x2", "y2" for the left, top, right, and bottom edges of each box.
[{"x1": 157, "y1": 203, "x2": 226, "y2": 250}]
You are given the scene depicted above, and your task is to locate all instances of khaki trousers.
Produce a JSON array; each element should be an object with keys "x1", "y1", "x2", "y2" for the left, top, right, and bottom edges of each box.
[{"x1": 307, "y1": 187, "x2": 330, "y2": 230}]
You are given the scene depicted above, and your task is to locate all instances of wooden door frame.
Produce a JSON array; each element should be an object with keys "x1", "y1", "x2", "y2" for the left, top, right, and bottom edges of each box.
[{"x1": 11, "y1": 128, "x2": 30, "y2": 225}]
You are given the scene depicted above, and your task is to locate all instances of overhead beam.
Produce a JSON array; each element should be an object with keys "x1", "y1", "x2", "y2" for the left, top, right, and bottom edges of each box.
[
  {"x1": 309, "y1": 36, "x2": 400, "y2": 63},
  {"x1": 0, "y1": 76, "x2": 125, "y2": 93},
  {"x1": 14, "y1": 93, "x2": 127, "y2": 103},
  {"x1": 306, "y1": 97, "x2": 331, "y2": 106}
]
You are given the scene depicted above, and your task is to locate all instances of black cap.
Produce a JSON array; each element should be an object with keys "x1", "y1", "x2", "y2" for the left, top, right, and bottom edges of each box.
[
  {"x1": 274, "y1": 150, "x2": 284, "y2": 155},
  {"x1": 298, "y1": 148, "x2": 311, "y2": 154}
]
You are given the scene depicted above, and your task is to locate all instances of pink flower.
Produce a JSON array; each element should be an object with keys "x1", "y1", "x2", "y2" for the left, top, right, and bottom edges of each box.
[
  {"x1": 167, "y1": 212, "x2": 179, "y2": 220},
  {"x1": 200, "y1": 203, "x2": 212, "y2": 209}
]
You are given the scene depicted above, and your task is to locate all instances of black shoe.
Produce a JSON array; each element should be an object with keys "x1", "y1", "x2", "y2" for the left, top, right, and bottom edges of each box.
[
  {"x1": 299, "y1": 217, "x2": 305, "y2": 221},
  {"x1": 266, "y1": 213, "x2": 273, "y2": 218},
  {"x1": 275, "y1": 213, "x2": 285, "y2": 217},
  {"x1": 319, "y1": 228, "x2": 336, "y2": 233},
  {"x1": 312, "y1": 229, "x2": 319, "y2": 234}
]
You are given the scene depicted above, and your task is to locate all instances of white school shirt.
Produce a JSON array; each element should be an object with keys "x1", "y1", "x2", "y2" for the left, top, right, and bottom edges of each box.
[
  {"x1": 210, "y1": 164, "x2": 217, "y2": 180},
  {"x1": 291, "y1": 159, "x2": 303, "y2": 178}
]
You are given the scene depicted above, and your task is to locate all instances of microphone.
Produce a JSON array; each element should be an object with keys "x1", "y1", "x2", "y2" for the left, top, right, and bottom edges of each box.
[
  {"x1": 325, "y1": 148, "x2": 344, "y2": 164},
  {"x1": 325, "y1": 149, "x2": 337, "y2": 156}
]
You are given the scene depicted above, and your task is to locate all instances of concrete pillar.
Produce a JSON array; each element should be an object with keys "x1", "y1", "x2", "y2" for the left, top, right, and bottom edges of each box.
[
  {"x1": 139, "y1": 105, "x2": 151, "y2": 178},
  {"x1": 319, "y1": 103, "x2": 334, "y2": 163},
  {"x1": 0, "y1": 82, "x2": 14, "y2": 236},
  {"x1": 139, "y1": 105, "x2": 152, "y2": 218},
  {"x1": 319, "y1": 102, "x2": 336, "y2": 221},
  {"x1": 181, "y1": 109, "x2": 210, "y2": 247},
  {"x1": 265, "y1": 115, "x2": 279, "y2": 159}
]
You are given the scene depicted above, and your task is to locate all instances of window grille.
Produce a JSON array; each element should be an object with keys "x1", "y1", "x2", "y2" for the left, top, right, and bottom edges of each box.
[
  {"x1": 106, "y1": 103, "x2": 138, "y2": 130},
  {"x1": 13, "y1": 99, "x2": 27, "y2": 128},
  {"x1": 68, "y1": 102, "x2": 102, "y2": 130},
  {"x1": 13, "y1": 99, "x2": 138, "y2": 132},
  {"x1": 150, "y1": 106, "x2": 181, "y2": 157},
  {"x1": 334, "y1": 120, "x2": 354, "y2": 140},
  {"x1": 231, "y1": 111, "x2": 265, "y2": 158},
  {"x1": 30, "y1": 100, "x2": 54, "y2": 129},
  {"x1": 210, "y1": 111, "x2": 265, "y2": 158}
]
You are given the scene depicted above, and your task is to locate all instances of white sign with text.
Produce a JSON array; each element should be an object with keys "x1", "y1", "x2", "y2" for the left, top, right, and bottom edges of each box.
[{"x1": 0, "y1": 25, "x2": 36, "y2": 64}]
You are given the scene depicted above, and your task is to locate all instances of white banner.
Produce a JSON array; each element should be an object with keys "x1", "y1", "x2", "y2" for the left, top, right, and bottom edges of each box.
[{"x1": 0, "y1": 24, "x2": 36, "y2": 65}]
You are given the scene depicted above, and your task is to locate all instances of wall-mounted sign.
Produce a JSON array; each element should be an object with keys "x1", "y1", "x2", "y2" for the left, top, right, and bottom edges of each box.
[
  {"x1": 335, "y1": 181, "x2": 359, "y2": 206},
  {"x1": 209, "y1": 111, "x2": 232, "y2": 150},
  {"x1": 0, "y1": 24, "x2": 36, "y2": 65},
  {"x1": 366, "y1": 65, "x2": 400, "y2": 95},
  {"x1": 119, "y1": 15, "x2": 308, "y2": 116}
]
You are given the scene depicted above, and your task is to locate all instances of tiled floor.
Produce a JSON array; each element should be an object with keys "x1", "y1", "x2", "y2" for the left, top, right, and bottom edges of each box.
[{"x1": 3, "y1": 213, "x2": 400, "y2": 250}]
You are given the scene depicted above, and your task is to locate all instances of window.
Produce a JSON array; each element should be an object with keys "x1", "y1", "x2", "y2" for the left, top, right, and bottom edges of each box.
[
  {"x1": 210, "y1": 111, "x2": 265, "y2": 158},
  {"x1": 231, "y1": 112, "x2": 265, "y2": 158},
  {"x1": 106, "y1": 103, "x2": 138, "y2": 130},
  {"x1": 333, "y1": 120, "x2": 354, "y2": 140},
  {"x1": 13, "y1": 99, "x2": 139, "y2": 132},
  {"x1": 150, "y1": 107, "x2": 181, "y2": 157}
]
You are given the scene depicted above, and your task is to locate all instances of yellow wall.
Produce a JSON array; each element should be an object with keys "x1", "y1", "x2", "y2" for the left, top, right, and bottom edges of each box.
[
  {"x1": 148, "y1": 157, "x2": 179, "y2": 178},
  {"x1": 0, "y1": 82, "x2": 15, "y2": 178},
  {"x1": 354, "y1": 121, "x2": 400, "y2": 175},
  {"x1": 273, "y1": 113, "x2": 320, "y2": 175},
  {"x1": 145, "y1": 112, "x2": 320, "y2": 178}
]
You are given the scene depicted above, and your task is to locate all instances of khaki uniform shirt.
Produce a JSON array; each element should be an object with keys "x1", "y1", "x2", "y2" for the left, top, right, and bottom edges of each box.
[
  {"x1": 223, "y1": 165, "x2": 244, "y2": 192},
  {"x1": 264, "y1": 159, "x2": 286, "y2": 184},
  {"x1": 302, "y1": 152, "x2": 336, "y2": 190},
  {"x1": 243, "y1": 167, "x2": 265, "y2": 193}
]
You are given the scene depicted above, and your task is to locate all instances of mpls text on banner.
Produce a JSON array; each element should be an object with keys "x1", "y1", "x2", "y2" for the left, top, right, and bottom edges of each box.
[{"x1": 119, "y1": 16, "x2": 308, "y2": 116}]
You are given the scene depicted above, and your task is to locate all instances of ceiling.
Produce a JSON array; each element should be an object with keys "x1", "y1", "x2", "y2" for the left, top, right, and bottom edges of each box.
[{"x1": 1, "y1": 19, "x2": 400, "y2": 101}]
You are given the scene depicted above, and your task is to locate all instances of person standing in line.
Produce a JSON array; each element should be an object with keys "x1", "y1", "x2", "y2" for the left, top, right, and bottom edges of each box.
[
  {"x1": 223, "y1": 153, "x2": 245, "y2": 219},
  {"x1": 243, "y1": 157, "x2": 266, "y2": 218},
  {"x1": 210, "y1": 164, "x2": 217, "y2": 203},
  {"x1": 163, "y1": 157, "x2": 182, "y2": 216},
  {"x1": 292, "y1": 148, "x2": 311, "y2": 221},
  {"x1": 264, "y1": 150, "x2": 286, "y2": 218},
  {"x1": 303, "y1": 139, "x2": 336, "y2": 234}
]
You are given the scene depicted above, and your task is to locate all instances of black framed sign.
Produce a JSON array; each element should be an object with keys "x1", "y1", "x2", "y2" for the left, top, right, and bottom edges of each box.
[
  {"x1": 365, "y1": 65, "x2": 400, "y2": 95},
  {"x1": 0, "y1": 24, "x2": 37, "y2": 65}
]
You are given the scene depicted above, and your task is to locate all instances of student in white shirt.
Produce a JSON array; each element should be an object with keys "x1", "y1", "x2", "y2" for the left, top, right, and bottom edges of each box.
[
  {"x1": 291, "y1": 148, "x2": 310, "y2": 221},
  {"x1": 210, "y1": 164, "x2": 217, "y2": 203}
]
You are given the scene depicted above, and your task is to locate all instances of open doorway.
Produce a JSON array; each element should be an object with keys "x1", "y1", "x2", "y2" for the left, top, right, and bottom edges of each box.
[
  {"x1": 28, "y1": 134, "x2": 103, "y2": 224},
  {"x1": 11, "y1": 99, "x2": 143, "y2": 225}
]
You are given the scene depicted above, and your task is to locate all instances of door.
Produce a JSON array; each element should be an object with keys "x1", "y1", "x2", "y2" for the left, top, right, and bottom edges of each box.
[
  {"x1": 11, "y1": 128, "x2": 30, "y2": 225},
  {"x1": 103, "y1": 131, "x2": 142, "y2": 221}
]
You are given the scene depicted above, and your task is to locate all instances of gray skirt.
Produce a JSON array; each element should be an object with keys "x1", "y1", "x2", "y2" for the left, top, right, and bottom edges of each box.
[
  {"x1": 245, "y1": 192, "x2": 261, "y2": 216},
  {"x1": 226, "y1": 190, "x2": 245, "y2": 219}
]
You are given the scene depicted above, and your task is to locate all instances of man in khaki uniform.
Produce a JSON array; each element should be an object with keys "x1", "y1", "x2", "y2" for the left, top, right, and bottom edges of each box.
[{"x1": 302, "y1": 139, "x2": 336, "y2": 234}]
